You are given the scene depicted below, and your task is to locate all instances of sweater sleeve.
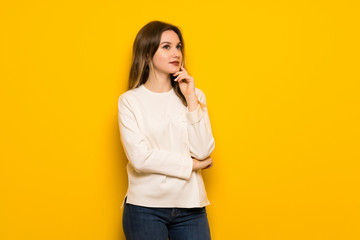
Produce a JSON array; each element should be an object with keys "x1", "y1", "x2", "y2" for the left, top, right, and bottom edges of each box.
[
  {"x1": 118, "y1": 94, "x2": 193, "y2": 180},
  {"x1": 185, "y1": 89, "x2": 215, "y2": 160}
]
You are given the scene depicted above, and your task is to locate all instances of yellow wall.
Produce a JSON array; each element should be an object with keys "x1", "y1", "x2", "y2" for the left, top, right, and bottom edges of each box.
[{"x1": 1, "y1": 0, "x2": 359, "y2": 239}]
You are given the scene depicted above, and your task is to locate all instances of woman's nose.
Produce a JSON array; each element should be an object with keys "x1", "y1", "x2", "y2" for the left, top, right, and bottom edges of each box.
[{"x1": 172, "y1": 49, "x2": 181, "y2": 58}]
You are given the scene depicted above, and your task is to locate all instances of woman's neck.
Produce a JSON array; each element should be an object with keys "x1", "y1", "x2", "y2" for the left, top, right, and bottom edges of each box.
[{"x1": 144, "y1": 70, "x2": 172, "y2": 93}]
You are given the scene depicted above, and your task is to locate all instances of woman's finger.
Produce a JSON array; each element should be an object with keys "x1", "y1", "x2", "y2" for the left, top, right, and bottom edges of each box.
[
  {"x1": 174, "y1": 73, "x2": 188, "y2": 81},
  {"x1": 178, "y1": 76, "x2": 191, "y2": 83},
  {"x1": 172, "y1": 71, "x2": 182, "y2": 76},
  {"x1": 180, "y1": 65, "x2": 187, "y2": 73},
  {"x1": 202, "y1": 162, "x2": 213, "y2": 170}
]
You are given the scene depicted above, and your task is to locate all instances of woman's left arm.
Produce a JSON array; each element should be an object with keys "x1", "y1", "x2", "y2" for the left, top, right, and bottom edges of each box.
[{"x1": 173, "y1": 66, "x2": 215, "y2": 160}]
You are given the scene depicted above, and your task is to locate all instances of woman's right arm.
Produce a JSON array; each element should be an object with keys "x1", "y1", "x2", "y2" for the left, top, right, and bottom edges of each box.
[{"x1": 118, "y1": 94, "x2": 194, "y2": 180}]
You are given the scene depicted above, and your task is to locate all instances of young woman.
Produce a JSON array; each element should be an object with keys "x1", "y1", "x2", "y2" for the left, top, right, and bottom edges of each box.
[{"x1": 118, "y1": 20, "x2": 215, "y2": 240}]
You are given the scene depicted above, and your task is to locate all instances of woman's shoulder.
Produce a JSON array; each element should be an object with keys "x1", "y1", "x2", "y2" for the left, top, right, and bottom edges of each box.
[
  {"x1": 194, "y1": 87, "x2": 207, "y2": 104},
  {"x1": 118, "y1": 86, "x2": 143, "y2": 102},
  {"x1": 117, "y1": 86, "x2": 145, "y2": 111},
  {"x1": 195, "y1": 87, "x2": 205, "y2": 96}
]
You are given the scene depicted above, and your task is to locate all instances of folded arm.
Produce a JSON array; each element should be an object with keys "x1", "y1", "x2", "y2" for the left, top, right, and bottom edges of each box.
[{"x1": 118, "y1": 95, "x2": 193, "y2": 180}]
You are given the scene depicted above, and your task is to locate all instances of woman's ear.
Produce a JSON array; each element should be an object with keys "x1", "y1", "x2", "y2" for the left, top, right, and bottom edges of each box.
[
  {"x1": 148, "y1": 58, "x2": 153, "y2": 70},
  {"x1": 147, "y1": 55, "x2": 152, "y2": 65}
]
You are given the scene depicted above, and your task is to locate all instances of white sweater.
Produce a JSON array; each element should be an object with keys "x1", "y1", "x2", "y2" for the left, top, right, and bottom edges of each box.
[{"x1": 117, "y1": 84, "x2": 215, "y2": 208}]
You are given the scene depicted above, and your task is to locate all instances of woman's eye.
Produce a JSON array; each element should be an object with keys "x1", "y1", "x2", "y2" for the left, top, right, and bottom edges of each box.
[{"x1": 162, "y1": 45, "x2": 181, "y2": 50}]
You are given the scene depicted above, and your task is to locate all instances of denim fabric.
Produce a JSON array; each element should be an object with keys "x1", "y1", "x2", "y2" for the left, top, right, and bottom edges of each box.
[{"x1": 122, "y1": 198, "x2": 211, "y2": 240}]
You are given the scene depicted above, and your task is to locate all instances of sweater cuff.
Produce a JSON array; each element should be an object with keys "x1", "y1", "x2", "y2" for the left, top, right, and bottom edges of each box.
[
  {"x1": 186, "y1": 104, "x2": 203, "y2": 124},
  {"x1": 180, "y1": 157, "x2": 193, "y2": 180}
]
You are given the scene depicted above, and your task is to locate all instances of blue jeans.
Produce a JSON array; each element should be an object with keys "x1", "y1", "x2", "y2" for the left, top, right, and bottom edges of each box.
[{"x1": 122, "y1": 198, "x2": 211, "y2": 240}]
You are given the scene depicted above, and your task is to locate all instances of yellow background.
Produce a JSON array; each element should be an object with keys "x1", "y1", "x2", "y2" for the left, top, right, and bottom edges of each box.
[{"x1": 1, "y1": 0, "x2": 359, "y2": 239}]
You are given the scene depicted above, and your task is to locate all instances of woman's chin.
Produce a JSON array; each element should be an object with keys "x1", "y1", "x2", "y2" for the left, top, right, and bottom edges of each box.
[{"x1": 171, "y1": 66, "x2": 180, "y2": 72}]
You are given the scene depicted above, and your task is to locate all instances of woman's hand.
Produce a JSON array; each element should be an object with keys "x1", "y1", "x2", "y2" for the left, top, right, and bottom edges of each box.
[
  {"x1": 192, "y1": 156, "x2": 213, "y2": 171},
  {"x1": 173, "y1": 66, "x2": 198, "y2": 111},
  {"x1": 173, "y1": 66, "x2": 196, "y2": 99}
]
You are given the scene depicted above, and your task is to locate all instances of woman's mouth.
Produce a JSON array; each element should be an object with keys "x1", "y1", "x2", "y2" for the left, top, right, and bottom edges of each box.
[{"x1": 170, "y1": 61, "x2": 179, "y2": 66}]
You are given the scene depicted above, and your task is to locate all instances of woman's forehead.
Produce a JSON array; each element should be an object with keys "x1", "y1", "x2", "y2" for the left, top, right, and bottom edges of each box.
[{"x1": 160, "y1": 30, "x2": 181, "y2": 43}]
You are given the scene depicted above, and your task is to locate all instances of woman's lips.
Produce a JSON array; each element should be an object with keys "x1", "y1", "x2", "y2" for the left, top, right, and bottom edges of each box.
[{"x1": 170, "y1": 62, "x2": 179, "y2": 66}]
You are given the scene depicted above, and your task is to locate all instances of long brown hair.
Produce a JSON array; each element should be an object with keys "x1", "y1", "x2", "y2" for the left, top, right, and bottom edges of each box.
[{"x1": 128, "y1": 20, "x2": 187, "y2": 106}]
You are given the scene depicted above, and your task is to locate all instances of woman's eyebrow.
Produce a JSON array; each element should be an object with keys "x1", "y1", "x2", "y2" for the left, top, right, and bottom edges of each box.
[{"x1": 160, "y1": 41, "x2": 182, "y2": 45}]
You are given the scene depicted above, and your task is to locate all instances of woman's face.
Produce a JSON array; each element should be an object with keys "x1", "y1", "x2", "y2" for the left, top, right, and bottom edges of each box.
[{"x1": 151, "y1": 30, "x2": 183, "y2": 75}]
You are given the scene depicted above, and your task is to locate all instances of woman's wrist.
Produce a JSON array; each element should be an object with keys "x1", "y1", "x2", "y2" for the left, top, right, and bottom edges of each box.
[{"x1": 185, "y1": 94, "x2": 198, "y2": 112}]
